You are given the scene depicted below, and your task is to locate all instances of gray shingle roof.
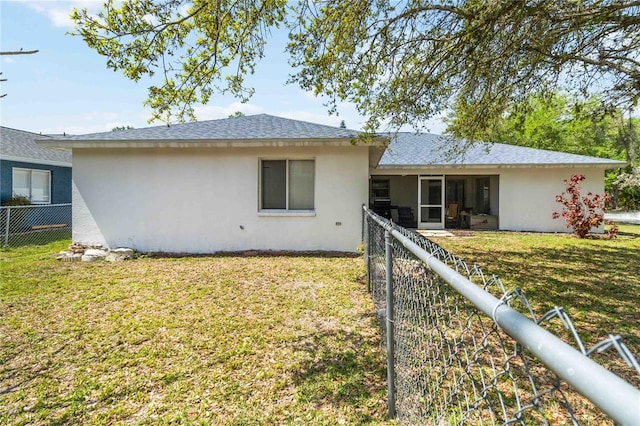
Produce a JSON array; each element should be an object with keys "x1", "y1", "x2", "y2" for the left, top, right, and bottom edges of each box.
[
  {"x1": 0, "y1": 127, "x2": 71, "y2": 166},
  {"x1": 33, "y1": 114, "x2": 624, "y2": 168},
  {"x1": 46, "y1": 114, "x2": 359, "y2": 141},
  {"x1": 379, "y1": 133, "x2": 626, "y2": 167}
]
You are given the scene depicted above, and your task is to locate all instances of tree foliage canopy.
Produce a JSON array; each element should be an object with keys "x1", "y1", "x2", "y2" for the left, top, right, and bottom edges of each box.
[
  {"x1": 72, "y1": 0, "x2": 640, "y2": 132},
  {"x1": 447, "y1": 91, "x2": 640, "y2": 160},
  {"x1": 72, "y1": 0, "x2": 288, "y2": 123},
  {"x1": 447, "y1": 90, "x2": 640, "y2": 207}
]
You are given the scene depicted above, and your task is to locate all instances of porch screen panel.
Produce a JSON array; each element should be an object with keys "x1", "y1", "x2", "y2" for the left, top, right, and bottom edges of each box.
[
  {"x1": 421, "y1": 207, "x2": 442, "y2": 222},
  {"x1": 289, "y1": 160, "x2": 314, "y2": 210},
  {"x1": 420, "y1": 179, "x2": 443, "y2": 204},
  {"x1": 262, "y1": 160, "x2": 286, "y2": 209},
  {"x1": 428, "y1": 180, "x2": 441, "y2": 204}
]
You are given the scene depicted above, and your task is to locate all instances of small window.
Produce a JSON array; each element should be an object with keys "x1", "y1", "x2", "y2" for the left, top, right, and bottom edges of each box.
[
  {"x1": 12, "y1": 168, "x2": 51, "y2": 204},
  {"x1": 261, "y1": 159, "x2": 314, "y2": 211}
]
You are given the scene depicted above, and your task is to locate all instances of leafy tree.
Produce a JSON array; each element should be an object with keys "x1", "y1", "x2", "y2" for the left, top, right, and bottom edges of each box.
[
  {"x1": 615, "y1": 111, "x2": 639, "y2": 163},
  {"x1": 112, "y1": 125, "x2": 134, "y2": 131},
  {"x1": 71, "y1": 0, "x2": 288, "y2": 123},
  {"x1": 609, "y1": 165, "x2": 640, "y2": 209},
  {"x1": 447, "y1": 92, "x2": 633, "y2": 160},
  {"x1": 450, "y1": 91, "x2": 640, "y2": 208},
  {"x1": 72, "y1": 1, "x2": 639, "y2": 136},
  {"x1": 608, "y1": 114, "x2": 640, "y2": 208},
  {"x1": 228, "y1": 111, "x2": 245, "y2": 118}
]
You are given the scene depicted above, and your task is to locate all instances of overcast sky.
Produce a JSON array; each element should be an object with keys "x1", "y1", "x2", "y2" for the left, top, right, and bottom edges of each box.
[{"x1": 0, "y1": 0, "x2": 447, "y2": 135}]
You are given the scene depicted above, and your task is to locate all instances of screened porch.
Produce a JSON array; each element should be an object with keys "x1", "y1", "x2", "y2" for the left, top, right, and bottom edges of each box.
[{"x1": 369, "y1": 174, "x2": 500, "y2": 230}]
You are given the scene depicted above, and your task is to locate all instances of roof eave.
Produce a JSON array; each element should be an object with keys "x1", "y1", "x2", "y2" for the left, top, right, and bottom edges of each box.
[
  {"x1": 37, "y1": 137, "x2": 388, "y2": 149},
  {"x1": 376, "y1": 161, "x2": 627, "y2": 170},
  {"x1": 0, "y1": 154, "x2": 72, "y2": 168}
]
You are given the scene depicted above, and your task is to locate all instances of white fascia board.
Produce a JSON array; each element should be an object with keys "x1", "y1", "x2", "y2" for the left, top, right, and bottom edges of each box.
[
  {"x1": 37, "y1": 137, "x2": 389, "y2": 149},
  {"x1": 375, "y1": 162, "x2": 626, "y2": 171}
]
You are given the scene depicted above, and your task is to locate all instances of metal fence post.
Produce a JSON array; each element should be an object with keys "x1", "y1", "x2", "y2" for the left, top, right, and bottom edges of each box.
[
  {"x1": 385, "y1": 228, "x2": 396, "y2": 418},
  {"x1": 367, "y1": 218, "x2": 372, "y2": 293},
  {"x1": 4, "y1": 207, "x2": 11, "y2": 247},
  {"x1": 361, "y1": 204, "x2": 365, "y2": 243}
]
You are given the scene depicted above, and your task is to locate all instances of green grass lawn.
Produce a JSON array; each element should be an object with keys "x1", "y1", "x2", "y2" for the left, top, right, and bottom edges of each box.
[
  {"x1": 429, "y1": 223, "x2": 640, "y2": 388},
  {"x1": 1, "y1": 225, "x2": 638, "y2": 424},
  {"x1": 0, "y1": 242, "x2": 392, "y2": 425}
]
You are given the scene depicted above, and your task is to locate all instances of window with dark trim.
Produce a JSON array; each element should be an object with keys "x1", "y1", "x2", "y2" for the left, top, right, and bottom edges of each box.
[{"x1": 261, "y1": 159, "x2": 314, "y2": 210}]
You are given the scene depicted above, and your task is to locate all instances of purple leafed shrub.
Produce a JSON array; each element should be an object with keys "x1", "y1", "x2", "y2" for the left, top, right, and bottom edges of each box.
[{"x1": 552, "y1": 174, "x2": 618, "y2": 239}]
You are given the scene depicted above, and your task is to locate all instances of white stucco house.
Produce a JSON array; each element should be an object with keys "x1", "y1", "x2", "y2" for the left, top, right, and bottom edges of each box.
[{"x1": 38, "y1": 114, "x2": 624, "y2": 253}]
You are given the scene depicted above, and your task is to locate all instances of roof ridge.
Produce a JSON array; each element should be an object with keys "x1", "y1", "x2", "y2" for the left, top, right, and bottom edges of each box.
[
  {"x1": 1, "y1": 126, "x2": 52, "y2": 138},
  {"x1": 379, "y1": 133, "x2": 625, "y2": 166},
  {"x1": 480, "y1": 140, "x2": 624, "y2": 161},
  {"x1": 46, "y1": 113, "x2": 357, "y2": 139},
  {"x1": 263, "y1": 114, "x2": 358, "y2": 132},
  {"x1": 392, "y1": 132, "x2": 624, "y2": 162},
  {"x1": 41, "y1": 114, "x2": 363, "y2": 141}
]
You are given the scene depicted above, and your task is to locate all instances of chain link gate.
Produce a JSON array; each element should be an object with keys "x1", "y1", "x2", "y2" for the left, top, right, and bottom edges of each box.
[{"x1": 362, "y1": 206, "x2": 639, "y2": 425}]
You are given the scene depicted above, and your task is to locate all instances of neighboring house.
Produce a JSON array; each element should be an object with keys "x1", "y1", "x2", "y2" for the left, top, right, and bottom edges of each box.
[
  {"x1": 38, "y1": 114, "x2": 624, "y2": 253},
  {"x1": 0, "y1": 127, "x2": 72, "y2": 204}
]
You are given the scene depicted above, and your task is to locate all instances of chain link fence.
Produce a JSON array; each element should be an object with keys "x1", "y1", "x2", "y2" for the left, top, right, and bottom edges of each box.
[
  {"x1": 0, "y1": 203, "x2": 71, "y2": 248},
  {"x1": 363, "y1": 206, "x2": 639, "y2": 425}
]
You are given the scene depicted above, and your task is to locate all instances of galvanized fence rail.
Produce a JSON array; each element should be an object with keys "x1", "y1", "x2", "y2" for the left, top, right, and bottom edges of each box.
[
  {"x1": 362, "y1": 206, "x2": 640, "y2": 425},
  {"x1": 0, "y1": 203, "x2": 71, "y2": 248}
]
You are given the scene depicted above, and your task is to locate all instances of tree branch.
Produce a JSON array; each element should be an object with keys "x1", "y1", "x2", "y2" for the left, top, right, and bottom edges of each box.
[{"x1": 0, "y1": 50, "x2": 39, "y2": 55}]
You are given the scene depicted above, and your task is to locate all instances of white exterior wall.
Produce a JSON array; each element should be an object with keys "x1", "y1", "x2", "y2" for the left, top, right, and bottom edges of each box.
[
  {"x1": 498, "y1": 167, "x2": 605, "y2": 232},
  {"x1": 72, "y1": 146, "x2": 369, "y2": 253},
  {"x1": 371, "y1": 167, "x2": 607, "y2": 232}
]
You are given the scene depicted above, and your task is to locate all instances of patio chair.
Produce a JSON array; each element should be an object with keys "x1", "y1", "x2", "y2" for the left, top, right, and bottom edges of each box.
[
  {"x1": 397, "y1": 206, "x2": 416, "y2": 228},
  {"x1": 445, "y1": 202, "x2": 460, "y2": 228}
]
